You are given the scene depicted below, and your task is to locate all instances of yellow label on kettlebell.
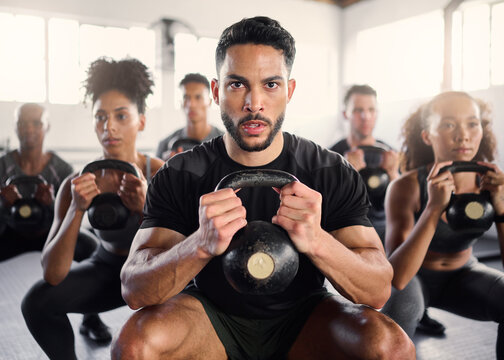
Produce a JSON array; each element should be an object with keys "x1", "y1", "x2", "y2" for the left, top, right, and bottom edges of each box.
[
  {"x1": 465, "y1": 201, "x2": 484, "y2": 220},
  {"x1": 368, "y1": 175, "x2": 380, "y2": 189},
  {"x1": 247, "y1": 252, "x2": 275, "y2": 279},
  {"x1": 19, "y1": 204, "x2": 32, "y2": 218}
]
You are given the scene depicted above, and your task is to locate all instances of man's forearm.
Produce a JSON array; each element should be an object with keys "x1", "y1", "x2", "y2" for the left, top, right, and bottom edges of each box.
[
  {"x1": 307, "y1": 231, "x2": 393, "y2": 308},
  {"x1": 121, "y1": 234, "x2": 211, "y2": 309}
]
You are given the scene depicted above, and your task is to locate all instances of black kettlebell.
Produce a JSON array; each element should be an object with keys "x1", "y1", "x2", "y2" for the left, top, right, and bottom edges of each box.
[
  {"x1": 4, "y1": 174, "x2": 52, "y2": 232},
  {"x1": 440, "y1": 161, "x2": 495, "y2": 233},
  {"x1": 80, "y1": 159, "x2": 140, "y2": 230},
  {"x1": 171, "y1": 138, "x2": 201, "y2": 152},
  {"x1": 358, "y1": 145, "x2": 390, "y2": 205},
  {"x1": 216, "y1": 169, "x2": 300, "y2": 296}
]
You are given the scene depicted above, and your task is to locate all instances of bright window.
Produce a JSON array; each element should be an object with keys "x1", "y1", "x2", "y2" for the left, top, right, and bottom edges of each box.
[
  {"x1": 48, "y1": 18, "x2": 80, "y2": 104},
  {"x1": 174, "y1": 33, "x2": 217, "y2": 107},
  {"x1": 0, "y1": 12, "x2": 160, "y2": 106},
  {"x1": 452, "y1": 1, "x2": 504, "y2": 90},
  {"x1": 354, "y1": 11, "x2": 444, "y2": 102},
  {"x1": 491, "y1": 3, "x2": 504, "y2": 85},
  {"x1": 0, "y1": 13, "x2": 46, "y2": 102}
]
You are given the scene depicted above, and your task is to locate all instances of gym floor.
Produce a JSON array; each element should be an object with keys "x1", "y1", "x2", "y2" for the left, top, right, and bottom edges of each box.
[{"x1": 0, "y1": 231, "x2": 500, "y2": 360}]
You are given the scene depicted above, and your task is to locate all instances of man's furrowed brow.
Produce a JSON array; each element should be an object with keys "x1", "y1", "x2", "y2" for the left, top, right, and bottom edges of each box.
[
  {"x1": 225, "y1": 74, "x2": 249, "y2": 84},
  {"x1": 263, "y1": 76, "x2": 284, "y2": 83}
]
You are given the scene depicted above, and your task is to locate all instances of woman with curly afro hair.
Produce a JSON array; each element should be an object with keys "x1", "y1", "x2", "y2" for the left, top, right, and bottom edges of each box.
[
  {"x1": 381, "y1": 91, "x2": 504, "y2": 359},
  {"x1": 21, "y1": 58, "x2": 164, "y2": 360}
]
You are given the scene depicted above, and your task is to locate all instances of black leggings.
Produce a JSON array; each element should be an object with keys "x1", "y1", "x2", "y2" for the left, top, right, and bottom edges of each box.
[
  {"x1": 21, "y1": 245, "x2": 127, "y2": 360},
  {"x1": 382, "y1": 257, "x2": 504, "y2": 359}
]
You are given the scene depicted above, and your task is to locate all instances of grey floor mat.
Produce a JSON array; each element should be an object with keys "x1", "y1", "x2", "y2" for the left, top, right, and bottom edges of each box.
[{"x1": 0, "y1": 252, "x2": 501, "y2": 359}]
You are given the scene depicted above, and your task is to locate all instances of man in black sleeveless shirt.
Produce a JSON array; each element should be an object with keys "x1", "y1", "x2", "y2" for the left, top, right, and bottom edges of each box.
[{"x1": 112, "y1": 17, "x2": 414, "y2": 360}]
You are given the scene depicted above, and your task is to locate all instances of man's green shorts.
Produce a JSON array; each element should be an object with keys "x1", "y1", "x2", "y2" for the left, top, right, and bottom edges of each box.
[{"x1": 183, "y1": 287, "x2": 333, "y2": 360}]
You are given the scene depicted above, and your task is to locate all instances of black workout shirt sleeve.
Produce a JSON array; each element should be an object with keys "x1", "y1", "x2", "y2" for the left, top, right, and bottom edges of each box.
[{"x1": 141, "y1": 165, "x2": 195, "y2": 236}]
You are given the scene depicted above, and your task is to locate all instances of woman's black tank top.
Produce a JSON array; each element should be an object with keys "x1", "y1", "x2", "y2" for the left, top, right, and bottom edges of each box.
[{"x1": 414, "y1": 166, "x2": 482, "y2": 253}]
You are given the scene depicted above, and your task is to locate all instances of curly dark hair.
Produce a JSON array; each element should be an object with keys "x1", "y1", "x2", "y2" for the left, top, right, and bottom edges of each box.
[
  {"x1": 400, "y1": 91, "x2": 497, "y2": 172},
  {"x1": 83, "y1": 57, "x2": 154, "y2": 114},
  {"x1": 215, "y1": 16, "x2": 296, "y2": 75}
]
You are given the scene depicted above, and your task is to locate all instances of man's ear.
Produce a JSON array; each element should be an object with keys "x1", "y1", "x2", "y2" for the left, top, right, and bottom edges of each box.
[
  {"x1": 421, "y1": 129, "x2": 432, "y2": 146},
  {"x1": 342, "y1": 110, "x2": 349, "y2": 120},
  {"x1": 211, "y1": 79, "x2": 220, "y2": 106},
  {"x1": 287, "y1": 78, "x2": 296, "y2": 103}
]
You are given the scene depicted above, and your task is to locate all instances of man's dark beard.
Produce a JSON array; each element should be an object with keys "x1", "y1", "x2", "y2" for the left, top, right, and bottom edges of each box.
[{"x1": 221, "y1": 112, "x2": 284, "y2": 152}]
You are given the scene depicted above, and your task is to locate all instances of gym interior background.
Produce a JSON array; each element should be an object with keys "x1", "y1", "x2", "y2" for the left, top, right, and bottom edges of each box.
[{"x1": 0, "y1": 0, "x2": 503, "y2": 359}]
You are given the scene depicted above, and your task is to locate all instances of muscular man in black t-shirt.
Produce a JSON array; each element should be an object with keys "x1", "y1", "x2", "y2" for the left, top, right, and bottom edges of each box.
[{"x1": 113, "y1": 17, "x2": 414, "y2": 360}]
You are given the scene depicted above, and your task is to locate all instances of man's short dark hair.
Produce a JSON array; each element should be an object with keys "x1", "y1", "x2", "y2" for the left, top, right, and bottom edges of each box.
[
  {"x1": 179, "y1": 73, "x2": 210, "y2": 90},
  {"x1": 215, "y1": 16, "x2": 296, "y2": 76},
  {"x1": 343, "y1": 84, "x2": 377, "y2": 108}
]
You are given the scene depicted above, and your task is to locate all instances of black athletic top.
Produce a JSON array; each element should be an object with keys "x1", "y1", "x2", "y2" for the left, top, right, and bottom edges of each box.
[
  {"x1": 329, "y1": 139, "x2": 392, "y2": 226},
  {"x1": 329, "y1": 139, "x2": 391, "y2": 169},
  {"x1": 156, "y1": 126, "x2": 224, "y2": 160},
  {"x1": 415, "y1": 166, "x2": 482, "y2": 253},
  {"x1": 94, "y1": 155, "x2": 152, "y2": 251},
  {"x1": 142, "y1": 132, "x2": 372, "y2": 318}
]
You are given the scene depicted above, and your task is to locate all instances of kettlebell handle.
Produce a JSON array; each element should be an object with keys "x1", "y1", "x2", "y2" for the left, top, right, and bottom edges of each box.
[
  {"x1": 439, "y1": 161, "x2": 493, "y2": 175},
  {"x1": 6, "y1": 174, "x2": 47, "y2": 187},
  {"x1": 215, "y1": 169, "x2": 298, "y2": 191},
  {"x1": 357, "y1": 144, "x2": 390, "y2": 153},
  {"x1": 80, "y1": 159, "x2": 140, "y2": 178}
]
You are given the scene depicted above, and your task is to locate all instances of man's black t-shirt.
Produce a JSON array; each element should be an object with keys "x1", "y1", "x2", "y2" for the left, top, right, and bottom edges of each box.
[
  {"x1": 142, "y1": 132, "x2": 371, "y2": 318},
  {"x1": 329, "y1": 139, "x2": 391, "y2": 169}
]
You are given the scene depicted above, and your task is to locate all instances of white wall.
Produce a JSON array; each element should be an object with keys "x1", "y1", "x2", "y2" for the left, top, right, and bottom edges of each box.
[
  {"x1": 340, "y1": 0, "x2": 504, "y2": 169},
  {"x1": 0, "y1": 0, "x2": 342, "y2": 168}
]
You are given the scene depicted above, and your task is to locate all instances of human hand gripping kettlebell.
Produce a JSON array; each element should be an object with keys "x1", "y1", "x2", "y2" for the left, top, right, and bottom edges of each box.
[{"x1": 216, "y1": 169, "x2": 300, "y2": 295}]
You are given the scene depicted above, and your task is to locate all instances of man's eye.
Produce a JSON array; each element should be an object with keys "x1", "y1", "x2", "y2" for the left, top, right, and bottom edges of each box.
[
  {"x1": 95, "y1": 114, "x2": 107, "y2": 122},
  {"x1": 117, "y1": 113, "x2": 128, "y2": 120},
  {"x1": 230, "y1": 81, "x2": 243, "y2": 89},
  {"x1": 266, "y1": 82, "x2": 278, "y2": 89}
]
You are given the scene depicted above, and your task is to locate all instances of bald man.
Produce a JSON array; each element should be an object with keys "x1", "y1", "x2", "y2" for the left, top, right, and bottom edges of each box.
[{"x1": 0, "y1": 103, "x2": 75, "y2": 260}]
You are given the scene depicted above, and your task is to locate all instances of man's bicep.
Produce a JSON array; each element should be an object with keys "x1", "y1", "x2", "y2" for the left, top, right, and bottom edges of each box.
[{"x1": 331, "y1": 225, "x2": 384, "y2": 252}]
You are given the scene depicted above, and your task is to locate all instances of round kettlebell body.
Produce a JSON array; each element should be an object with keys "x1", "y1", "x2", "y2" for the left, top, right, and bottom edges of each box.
[
  {"x1": 358, "y1": 167, "x2": 389, "y2": 201},
  {"x1": 4, "y1": 175, "x2": 50, "y2": 232},
  {"x1": 80, "y1": 159, "x2": 140, "y2": 230},
  {"x1": 441, "y1": 161, "x2": 495, "y2": 233},
  {"x1": 357, "y1": 145, "x2": 391, "y2": 206},
  {"x1": 216, "y1": 169, "x2": 300, "y2": 296},
  {"x1": 222, "y1": 220, "x2": 299, "y2": 295},
  {"x1": 446, "y1": 192, "x2": 494, "y2": 233},
  {"x1": 87, "y1": 193, "x2": 130, "y2": 230}
]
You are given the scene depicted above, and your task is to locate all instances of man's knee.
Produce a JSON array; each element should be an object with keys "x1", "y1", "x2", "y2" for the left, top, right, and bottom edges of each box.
[
  {"x1": 111, "y1": 306, "x2": 187, "y2": 360},
  {"x1": 359, "y1": 308, "x2": 416, "y2": 360}
]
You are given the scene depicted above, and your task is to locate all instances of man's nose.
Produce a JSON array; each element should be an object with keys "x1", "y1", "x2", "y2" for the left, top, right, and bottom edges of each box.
[{"x1": 243, "y1": 88, "x2": 264, "y2": 113}]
